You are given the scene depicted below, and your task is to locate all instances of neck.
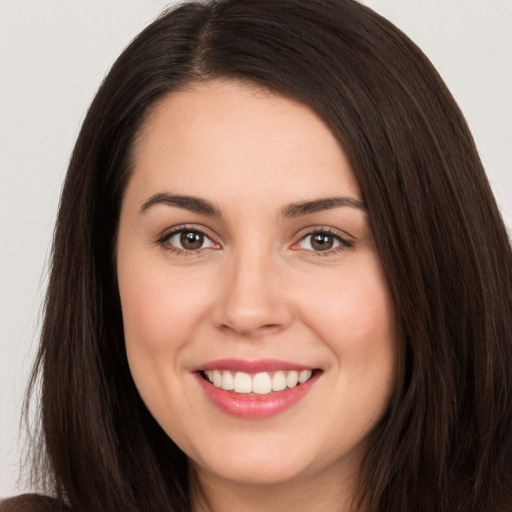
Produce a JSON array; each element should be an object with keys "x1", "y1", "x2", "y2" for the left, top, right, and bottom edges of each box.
[{"x1": 189, "y1": 461, "x2": 363, "y2": 512}]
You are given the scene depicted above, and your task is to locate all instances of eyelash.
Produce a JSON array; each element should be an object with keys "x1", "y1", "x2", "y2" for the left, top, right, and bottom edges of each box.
[
  {"x1": 294, "y1": 226, "x2": 354, "y2": 256},
  {"x1": 156, "y1": 225, "x2": 218, "y2": 256},
  {"x1": 156, "y1": 225, "x2": 354, "y2": 256}
]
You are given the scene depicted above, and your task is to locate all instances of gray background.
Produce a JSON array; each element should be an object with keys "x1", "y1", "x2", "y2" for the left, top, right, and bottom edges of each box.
[{"x1": 1, "y1": 0, "x2": 511, "y2": 497}]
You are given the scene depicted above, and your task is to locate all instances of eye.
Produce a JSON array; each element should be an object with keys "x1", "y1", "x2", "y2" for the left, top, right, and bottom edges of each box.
[
  {"x1": 297, "y1": 231, "x2": 352, "y2": 252},
  {"x1": 163, "y1": 229, "x2": 217, "y2": 252}
]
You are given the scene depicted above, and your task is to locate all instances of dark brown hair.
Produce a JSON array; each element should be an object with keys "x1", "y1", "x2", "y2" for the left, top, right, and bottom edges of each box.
[{"x1": 23, "y1": 1, "x2": 512, "y2": 511}]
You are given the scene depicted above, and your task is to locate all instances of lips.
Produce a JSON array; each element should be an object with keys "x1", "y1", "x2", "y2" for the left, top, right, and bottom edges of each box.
[{"x1": 194, "y1": 359, "x2": 321, "y2": 418}]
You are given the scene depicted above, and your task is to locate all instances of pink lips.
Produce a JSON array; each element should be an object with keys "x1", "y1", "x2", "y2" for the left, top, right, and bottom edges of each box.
[
  {"x1": 197, "y1": 358, "x2": 314, "y2": 373},
  {"x1": 194, "y1": 359, "x2": 320, "y2": 419}
]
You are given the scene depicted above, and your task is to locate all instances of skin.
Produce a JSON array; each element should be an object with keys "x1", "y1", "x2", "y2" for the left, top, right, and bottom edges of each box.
[{"x1": 117, "y1": 80, "x2": 396, "y2": 512}]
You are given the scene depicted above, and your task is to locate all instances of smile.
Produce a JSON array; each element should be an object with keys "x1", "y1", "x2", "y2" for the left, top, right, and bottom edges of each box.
[
  {"x1": 202, "y1": 369, "x2": 313, "y2": 395},
  {"x1": 195, "y1": 359, "x2": 321, "y2": 418}
]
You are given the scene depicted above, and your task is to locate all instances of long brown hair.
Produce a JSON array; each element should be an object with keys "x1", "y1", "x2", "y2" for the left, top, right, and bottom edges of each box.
[{"x1": 25, "y1": 1, "x2": 512, "y2": 511}]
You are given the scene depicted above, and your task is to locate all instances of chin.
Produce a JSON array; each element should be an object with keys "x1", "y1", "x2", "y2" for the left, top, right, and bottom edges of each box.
[{"x1": 192, "y1": 455, "x2": 311, "y2": 487}]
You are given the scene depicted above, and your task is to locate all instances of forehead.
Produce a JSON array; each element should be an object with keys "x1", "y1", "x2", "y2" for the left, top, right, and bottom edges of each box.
[{"x1": 126, "y1": 79, "x2": 361, "y2": 209}]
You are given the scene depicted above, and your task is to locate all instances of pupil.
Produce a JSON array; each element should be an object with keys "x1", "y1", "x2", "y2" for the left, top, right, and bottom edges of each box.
[
  {"x1": 312, "y1": 233, "x2": 333, "y2": 251},
  {"x1": 180, "y1": 231, "x2": 203, "y2": 250}
]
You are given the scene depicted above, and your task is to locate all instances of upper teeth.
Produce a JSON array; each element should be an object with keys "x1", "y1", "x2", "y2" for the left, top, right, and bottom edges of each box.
[{"x1": 204, "y1": 369, "x2": 313, "y2": 395}]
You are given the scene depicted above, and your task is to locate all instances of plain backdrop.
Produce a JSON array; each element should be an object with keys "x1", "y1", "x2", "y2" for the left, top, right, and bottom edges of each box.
[{"x1": 1, "y1": 0, "x2": 511, "y2": 498}]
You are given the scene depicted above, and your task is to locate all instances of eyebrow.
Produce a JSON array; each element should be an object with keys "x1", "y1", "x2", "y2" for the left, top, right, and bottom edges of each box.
[
  {"x1": 139, "y1": 193, "x2": 367, "y2": 218},
  {"x1": 140, "y1": 193, "x2": 222, "y2": 217},
  {"x1": 280, "y1": 196, "x2": 368, "y2": 218}
]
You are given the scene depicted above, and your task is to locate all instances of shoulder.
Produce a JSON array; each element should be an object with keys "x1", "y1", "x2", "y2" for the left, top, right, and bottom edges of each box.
[{"x1": 0, "y1": 495, "x2": 69, "y2": 512}]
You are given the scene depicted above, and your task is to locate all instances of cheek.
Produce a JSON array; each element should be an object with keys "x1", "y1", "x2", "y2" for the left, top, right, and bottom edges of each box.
[
  {"x1": 119, "y1": 266, "x2": 172, "y2": 356},
  {"x1": 301, "y1": 258, "x2": 394, "y2": 350},
  {"x1": 297, "y1": 255, "x2": 396, "y2": 411},
  {"x1": 117, "y1": 261, "x2": 203, "y2": 419},
  {"x1": 118, "y1": 260, "x2": 211, "y2": 353},
  {"x1": 118, "y1": 263, "x2": 175, "y2": 403}
]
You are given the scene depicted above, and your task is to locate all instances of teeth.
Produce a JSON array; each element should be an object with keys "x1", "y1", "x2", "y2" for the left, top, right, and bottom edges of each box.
[
  {"x1": 286, "y1": 370, "x2": 299, "y2": 388},
  {"x1": 272, "y1": 371, "x2": 287, "y2": 391},
  {"x1": 252, "y1": 372, "x2": 272, "y2": 394},
  {"x1": 221, "y1": 370, "x2": 234, "y2": 390},
  {"x1": 213, "y1": 370, "x2": 222, "y2": 387},
  {"x1": 204, "y1": 369, "x2": 314, "y2": 395},
  {"x1": 234, "y1": 372, "x2": 252, "y2": 393},
  {"x1": 299, "y1": 369, "x2": 312, "y2": 383}
]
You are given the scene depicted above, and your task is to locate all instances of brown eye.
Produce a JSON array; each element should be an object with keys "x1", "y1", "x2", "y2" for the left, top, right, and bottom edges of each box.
[
  {"x1": 297, "y1": 231, "x2": 348, "y2": 253},
  {"x1": 165, "y1": 229, "x2": 216, "y2": 252},
  {"x1": 180, "y1": 231, "x2": 204, "y2": 250},
  {"x1": 311, "y1": 233, "x2": 334, "y2": 251}
]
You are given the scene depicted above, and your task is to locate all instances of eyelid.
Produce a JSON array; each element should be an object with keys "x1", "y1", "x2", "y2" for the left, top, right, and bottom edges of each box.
[
  {"x1": 291, "y1": 225, "x2": 355, "y2": 253},
  {"x1": 154, "y1": 223, "x2": 354, "y2": 256},
  {"x1": 156, "y1": 224, "x2": 221, "y2": 253}
]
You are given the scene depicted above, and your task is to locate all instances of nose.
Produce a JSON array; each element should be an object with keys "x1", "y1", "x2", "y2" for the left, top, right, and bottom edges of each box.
[{"x1": 212, "y1": 248, "x2": 294, "y2": 337}]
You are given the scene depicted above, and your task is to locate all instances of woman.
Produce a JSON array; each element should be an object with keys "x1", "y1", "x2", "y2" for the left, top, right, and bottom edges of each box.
[{"x1": 2, "y1": 0, "x2": 511, "y2": 511}]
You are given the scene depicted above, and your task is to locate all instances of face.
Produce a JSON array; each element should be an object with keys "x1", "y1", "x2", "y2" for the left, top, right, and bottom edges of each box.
[{"x1": 117, "y1": 80, "x2": 396, "y2": 496}]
